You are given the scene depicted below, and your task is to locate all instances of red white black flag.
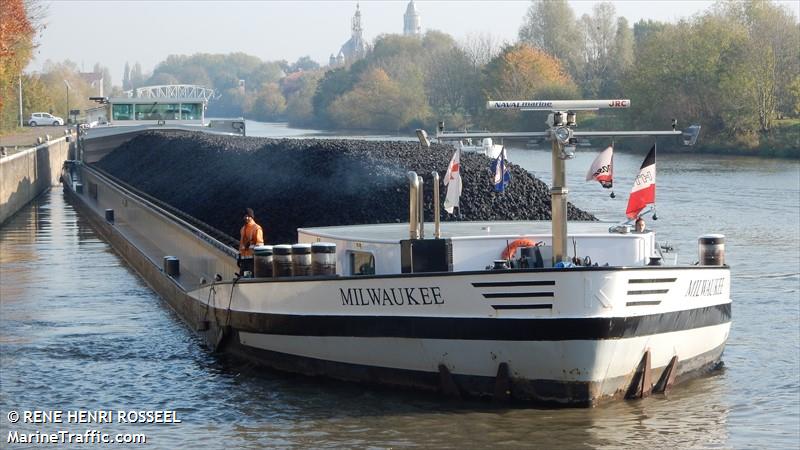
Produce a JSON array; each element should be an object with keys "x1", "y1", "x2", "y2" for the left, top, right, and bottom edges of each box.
[
  {"x1": 586, "y1": 145, "x2": 613, "y2": 189},
  {"x1": 626, "y1": 145, "x2": 656, "y2": 219}
]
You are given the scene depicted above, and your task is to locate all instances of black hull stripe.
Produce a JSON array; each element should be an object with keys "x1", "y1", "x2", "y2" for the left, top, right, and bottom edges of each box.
[
  {"x1": 627, "y1": 289, "x2": 669, "y2": 295},
  {"x1": 491, "y1": 304, "x2": 552, "y2": 310},
  {"x1": 472, "y1": 281, "x2": 555, "y2": 287},
  {"x1": 222, "y1": 303, "x2": 731, "y2": 341},
  {"x1": 483, "y1": 292, "x2": 554, "y2": 299}
]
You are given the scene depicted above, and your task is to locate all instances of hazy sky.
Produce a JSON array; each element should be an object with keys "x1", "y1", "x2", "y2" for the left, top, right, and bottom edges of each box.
[{"x1": 27, "y1": 0, "x2": 798, "y2": 84}]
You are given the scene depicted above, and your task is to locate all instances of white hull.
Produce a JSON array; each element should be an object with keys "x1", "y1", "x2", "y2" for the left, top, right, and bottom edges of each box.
[{"x1": 190, "y1": 267, "x2": 731, "y2": 404}]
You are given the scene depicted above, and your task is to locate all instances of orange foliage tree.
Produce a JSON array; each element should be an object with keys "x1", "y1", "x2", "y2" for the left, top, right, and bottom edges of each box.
[
  {"x1": 482, "y1": 44, "x2": 578, "y2": 129},
  {"x1": 0, "y1": 0, "x2": 36, "y2": 127}
]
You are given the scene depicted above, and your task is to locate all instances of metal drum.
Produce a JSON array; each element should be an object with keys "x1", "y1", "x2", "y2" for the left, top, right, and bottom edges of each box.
[
  {"x1": 699, "y1": 234, "x2": 725, "y2": 266},
  {"x1": 163, "y1": 256, "x2": 180, "y2": 277},
  {"x1": 311, "y1": 242, "x2": 337, "y2": 275},
  {"x1": 253, "y1": 245, "x2": 273, "y2": 278},
  {"x1": 292, "y1": 244, "x2": 312, "y2": 276},
  {"x1": 272, "y1": 245, "x2": 293, "y2": 277}
]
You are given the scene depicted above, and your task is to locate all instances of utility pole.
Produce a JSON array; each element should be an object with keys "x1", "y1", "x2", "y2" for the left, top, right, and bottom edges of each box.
[
  {"x1": 19, "y1": 73, "x2": 23, "y2": 128},
  {"x1": 63, "y1": 80, "x2": 72, "y2": 124}
]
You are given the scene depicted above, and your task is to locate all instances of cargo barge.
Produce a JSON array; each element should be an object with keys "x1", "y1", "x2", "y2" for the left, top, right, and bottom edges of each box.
[{"x1": 62, "y1": 95, "x2": 730, "y2": 406}]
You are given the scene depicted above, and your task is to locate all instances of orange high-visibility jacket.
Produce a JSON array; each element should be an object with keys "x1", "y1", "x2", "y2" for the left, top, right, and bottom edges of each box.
[{"x1": 239, "y1": 221, "x2": 264, "y2": 257}]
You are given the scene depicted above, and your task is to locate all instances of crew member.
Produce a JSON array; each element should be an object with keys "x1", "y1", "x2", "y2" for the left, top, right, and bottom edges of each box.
[
  {"x1": 635, "y1": 217, "x2": 646, "y2": 233},
  {"x1": 239, "y1": 208, "x2": 264, "y2": 275}
]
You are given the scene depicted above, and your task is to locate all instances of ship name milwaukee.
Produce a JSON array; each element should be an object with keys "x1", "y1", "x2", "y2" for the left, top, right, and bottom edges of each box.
[
  {"x1": 685, "y1": 278, "x2": 725, "y2": 297},
  {"x1": 340, "y1": 287, "x2": 443, "y2": 306}
]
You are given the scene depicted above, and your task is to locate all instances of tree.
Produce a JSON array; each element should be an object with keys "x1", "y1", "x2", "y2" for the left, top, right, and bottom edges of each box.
[
  {"x1": 328, "y1": 68, "x2": 429, "y2": 130},
  {"x1": 713, "y1": 0, "x2": 800, "y2": 128},
  {"x1": 288, "y1": 56, "x2": 320, "y2": 73},
  {"x1": 122, "y1": 62, "x2": 131, "y2": 91},
  {"x1": 130, "y1": 62, "x2": 145, "y2": 90},
  {"x1": 577, "y1": 2, "x2": 617, "y2": 97},
  {"x1": 0, "y1": 0, "x2": 37, "y2": 128},
  {"x1": 93, "y1": 62, "x2": 112, "y2": 96},
  {"x1": 285, "y1": 71, "x2": 323, "y2": 126},
  {"x1": 518, "y1": 0, "x2": 583, "y2": 81},
  {"x1": 249, "y1": 82, "x2": 286, "y2": 121},
  {"x1": 483, "y1": 44, "x2": 578, "y2": 129}
]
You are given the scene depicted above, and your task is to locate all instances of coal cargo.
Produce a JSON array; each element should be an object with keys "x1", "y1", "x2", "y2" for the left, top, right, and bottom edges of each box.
[{"x1": 94, "y1": 131, "x2": 595, "y2": 245}]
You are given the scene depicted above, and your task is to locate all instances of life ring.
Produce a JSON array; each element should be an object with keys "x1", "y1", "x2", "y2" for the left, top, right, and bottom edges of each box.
[{"x1": 501, "y1": 239, "x2": 537, "y2": 260}]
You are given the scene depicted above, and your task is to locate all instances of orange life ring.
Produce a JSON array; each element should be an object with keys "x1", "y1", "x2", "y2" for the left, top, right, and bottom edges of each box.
[{"x1": 501, "y1": 239, "x2": 537, "y2": 260}]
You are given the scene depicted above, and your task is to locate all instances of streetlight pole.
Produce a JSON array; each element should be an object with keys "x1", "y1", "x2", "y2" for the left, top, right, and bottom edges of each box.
[
  {"x1": 19, "y1": 73, "x2": 23, "y2": 128},
  {"x1": 63, "y1": 79, "x2": 71, "y2": 125}
]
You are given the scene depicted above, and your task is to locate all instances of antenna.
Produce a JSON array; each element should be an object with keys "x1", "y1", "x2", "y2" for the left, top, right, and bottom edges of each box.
[{"x1": 486, "y1": 99, "x2": 630, "y2": 111}]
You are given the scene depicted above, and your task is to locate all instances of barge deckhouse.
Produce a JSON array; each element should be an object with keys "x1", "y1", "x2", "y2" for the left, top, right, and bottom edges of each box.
[{"x1": 63, "y1": 98, "x2": 729, "y2": 406}]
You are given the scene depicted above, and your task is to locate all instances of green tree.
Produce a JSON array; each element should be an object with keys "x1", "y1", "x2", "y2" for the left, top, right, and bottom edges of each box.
[
  {"x1": 249, "y1": 83, "x2": 286, "y2": 121},
  {"x1": 518, "y1": 0, "x2": 583, "y2": 82},
  {"x1": 328, "y1": 68, "x2": 429, "y2": 130},
  {"x1": 285, "y1": 71, "x2": 323, "y2": 126}
]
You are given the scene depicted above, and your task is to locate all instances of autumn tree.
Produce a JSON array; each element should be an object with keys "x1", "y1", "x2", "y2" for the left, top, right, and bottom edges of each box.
[
  {"x1": 0, "y1": 0, "x2": 38, "y2": 129},
  {"x1": 518, "y1": 0, "x2": 583, "y2": 82},
  {"x1": 249, "y1": 82, "x2": 286, "y2": 121},
  {"x1": 482, "y1": 44, "x2": 578, "y2": 130}
]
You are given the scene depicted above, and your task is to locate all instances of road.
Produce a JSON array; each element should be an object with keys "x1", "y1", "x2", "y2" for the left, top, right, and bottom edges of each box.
[{"x1": 0, "y1": 125, "x2": 72, "y2": 156}]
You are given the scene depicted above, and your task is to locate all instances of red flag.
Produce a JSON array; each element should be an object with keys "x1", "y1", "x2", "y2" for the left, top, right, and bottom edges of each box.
[
  {"x1": 626, "y1": 145, "x2": 656, "y2": 219},
  {"x1": 586, "y1": 145, "x2": 613, "y2": 188}
]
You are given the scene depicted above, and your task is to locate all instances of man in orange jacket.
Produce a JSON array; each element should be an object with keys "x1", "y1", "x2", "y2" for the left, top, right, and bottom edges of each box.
[{"x1": 239, "y1": 208, "x2": 264, "y2": 276}]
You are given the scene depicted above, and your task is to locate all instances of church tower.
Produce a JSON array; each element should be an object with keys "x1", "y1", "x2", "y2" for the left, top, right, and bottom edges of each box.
[
  {"x1": 403, "y1": 0, "x2": 421, "y2": 36},
  {"x1": 336, "y1": 3, "x2": 366, "y2": 65}
]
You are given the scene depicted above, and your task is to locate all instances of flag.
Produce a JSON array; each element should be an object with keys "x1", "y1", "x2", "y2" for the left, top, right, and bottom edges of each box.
[
  {"x1": 626, "y1": 145, "x2": 656, "y2": 219},
  {"x1": 586, "y1": 145, "x2": 613, "y2": 189},
  {"x1": 491, "y1": 147, "x2": 511, "y2": 192},
  {"x1": 443, "y1": 148, "x2": 462, "y2": 214}
]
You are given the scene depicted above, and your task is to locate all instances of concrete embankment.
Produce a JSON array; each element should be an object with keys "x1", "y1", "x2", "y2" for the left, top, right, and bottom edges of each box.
[
  {"x1": 95, "y1": 131, "x2": 595, "y2": 244},
  {"x1": 0, "y1": 136, "x2": 73, "y2": 226}
]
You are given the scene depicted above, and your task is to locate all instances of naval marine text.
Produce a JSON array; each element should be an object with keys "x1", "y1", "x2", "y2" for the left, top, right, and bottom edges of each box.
[{"x1": 340, "y1": 287, "x2": 443, "y2": 306}]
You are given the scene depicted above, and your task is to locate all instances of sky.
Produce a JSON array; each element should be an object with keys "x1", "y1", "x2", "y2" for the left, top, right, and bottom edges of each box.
[{"x1": 27, "y1": 0, "x2": 799, "y2": 84}]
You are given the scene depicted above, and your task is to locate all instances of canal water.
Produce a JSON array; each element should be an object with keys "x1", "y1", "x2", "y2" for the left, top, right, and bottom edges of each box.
[{"x1": 1, "y1": 135, "x2": 798, "y2": 448}]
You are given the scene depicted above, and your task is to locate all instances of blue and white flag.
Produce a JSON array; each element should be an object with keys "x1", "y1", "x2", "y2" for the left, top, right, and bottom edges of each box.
[{"x1": 491, "y1": 148, "x2": 511, "y2": 192}]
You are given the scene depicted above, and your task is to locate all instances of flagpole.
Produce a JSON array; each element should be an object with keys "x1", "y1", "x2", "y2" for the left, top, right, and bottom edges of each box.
[{"x1": 652, "y1": 140, "x2": 658, "y2": 220}]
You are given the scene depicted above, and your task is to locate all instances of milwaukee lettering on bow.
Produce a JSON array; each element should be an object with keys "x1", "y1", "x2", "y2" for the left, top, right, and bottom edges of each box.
[
  {"x1": 685, "y1": 278, "x2": 725, "y2": 297},
  {"x1": 340, "y1": 287, "x2": 444, "y2": 306}
]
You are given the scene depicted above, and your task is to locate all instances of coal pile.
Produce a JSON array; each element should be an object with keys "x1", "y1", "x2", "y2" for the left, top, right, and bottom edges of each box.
[{"x1": 95, "y1": 131, "x2": 595, "y2": 245}]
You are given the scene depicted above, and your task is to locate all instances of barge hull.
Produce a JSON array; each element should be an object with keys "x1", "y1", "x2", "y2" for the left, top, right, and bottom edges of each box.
[{"x1": 61, "y1": 162, "x2": 730, "y2": 406}]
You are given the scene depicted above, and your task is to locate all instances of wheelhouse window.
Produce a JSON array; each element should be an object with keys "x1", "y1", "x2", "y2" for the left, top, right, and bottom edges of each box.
[
  {"x1": 112, "y1": 104, "x2": 133, "y2": 120},
  {"x1": 179, "y1": 103, "x2": 201, "y2": 120},
  {"x1": 134, "y1": 103, "x2": 180, "y2": 120},
  {"x1": 349, "y1": 251, "x2": 375, "y2": 275}
]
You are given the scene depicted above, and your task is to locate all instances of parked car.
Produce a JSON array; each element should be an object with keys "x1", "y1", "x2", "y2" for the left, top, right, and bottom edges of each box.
[{"x1": 28, "y1": 112, "x2": 64, "y2": 126}]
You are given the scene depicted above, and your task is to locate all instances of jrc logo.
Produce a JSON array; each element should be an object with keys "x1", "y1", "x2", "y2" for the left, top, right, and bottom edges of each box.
[{"x1": 608, "y1": 100, "x2": 629, "y2": 108}]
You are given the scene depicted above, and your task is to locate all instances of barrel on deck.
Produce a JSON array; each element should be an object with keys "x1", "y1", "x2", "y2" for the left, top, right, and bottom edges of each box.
[
  {"x1": 311, "y1": 242, "x2": 337, "y2": 275},
  {"x1": 272, "y1": 245, "x2": 293, "y2": 277},
  {"x1": 253, "y1": 245, "x2": 273, "y2": 278},
  {"x1": 699, "y1": 234, "x2": 725, "y2": 266},
  {"x1": 291, "y1": 244, "x2": 312, "y2": 276},
  {"x1": 163, "y1": 256, "x2": 180, "y2": 277}
]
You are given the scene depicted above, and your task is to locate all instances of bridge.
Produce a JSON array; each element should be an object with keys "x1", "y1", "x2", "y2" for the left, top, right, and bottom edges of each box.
[{"x1": 122, "y1": 85, "x2": 216, "y2": 102}]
